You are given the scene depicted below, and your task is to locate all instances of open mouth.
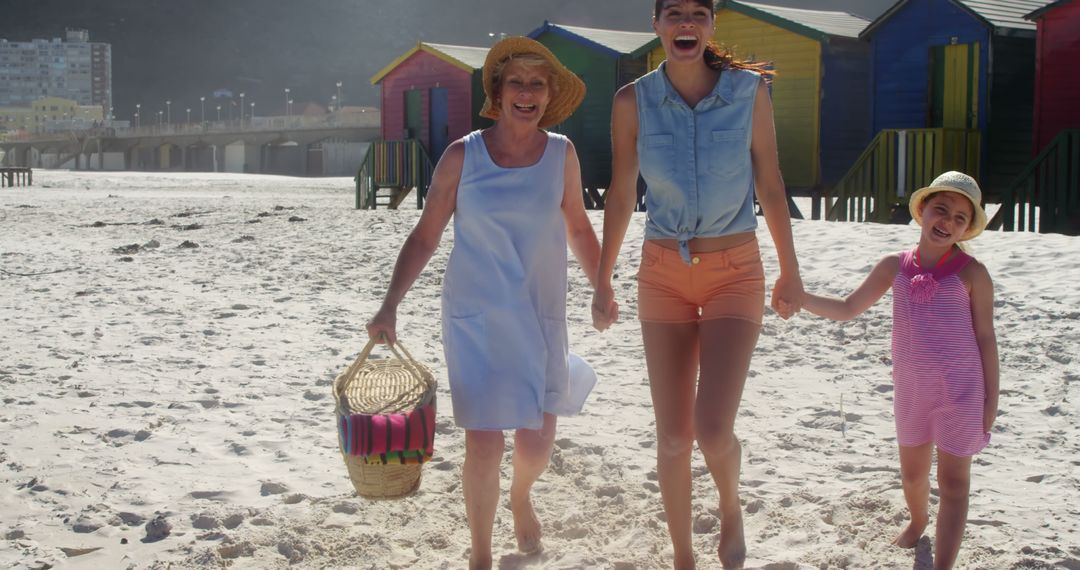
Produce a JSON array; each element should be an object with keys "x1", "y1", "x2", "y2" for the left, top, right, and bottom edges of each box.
[
  {"x1": 932, "y1": 226, "x2": 952, "y2": 239},
  {"x1": 513, "y1": 103, "x2": 537, "y2": 113},
  {"x1": 673, "y1": 35, "x2": 699, "y2": 50}
]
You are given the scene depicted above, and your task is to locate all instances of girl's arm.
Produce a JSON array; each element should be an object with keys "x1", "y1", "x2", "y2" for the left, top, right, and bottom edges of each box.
[
  {"x1": 803, "y1": 254, "x2": 898, "y2": 321},
  {"x1": 365, "y1": 140, "x2": 464, "y2": 344},
  {"x1": 750, "y1": 81, "x2": 803, "y2": 319},
  {"x1": 967, "y1": 260, "x2": 1000, "y2": 432},
  {"x1": 591, "y1": 83, "x2": 639, "y2": 330},
  {"x1": 562, "y1": 140, "x2": 602, "y2": 289}
]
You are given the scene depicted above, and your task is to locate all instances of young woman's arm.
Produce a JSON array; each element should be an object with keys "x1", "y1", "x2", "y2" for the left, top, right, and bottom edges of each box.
[
  {"x1": 562, "y1": 139, "x2": 602, "y2": 289},
  {"x1": 750, "y1": 80, "x2": 803, "y2": 319},
  {"x1": 802, "y1": 254, "x2": 898, "y2": 321},
  {"x1": 365, "y1": 140, "x2": 464, "y2": 344},
  {"x1": 591, "y1": 83, "x2": 639, "y2": 330},
  {"x1": 967, "y1": 260, "x2": 1000, "y2": 432}
]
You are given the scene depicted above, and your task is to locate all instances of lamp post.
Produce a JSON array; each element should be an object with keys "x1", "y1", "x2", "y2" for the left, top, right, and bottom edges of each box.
[
  {"x1": 200, "y1": 96, "x2": 205, "y2": 123},
  {"x1": 288, "y1": 99, "x2": 293, "y2": 118},
  {"x1": 331, "y1": 94, "x2": 337, "y2": 112},
  {"x1": 239, "y1": 92, "x2": 245, "y2": 124},
  {"x1": 284, "y1": 88, "x2": 290, "y2": 116},
  {"x1": 165, "y1": 100, "x2": 171, "y2": 124},
  {"x1": 250, "y1": 101, "x2": 255, "y2": 125},
  {"x1": 134, "y1": 112, "x2": 139, "y2": 129},
  {"x1": 135, "y1": 103, "x2": 141, "y2": 128},
  {"x1": 336, "y1": 81, "x2": 343, "y2": 108},
  {"x1": 186, "y1": 108, "x2": 191, "y2": 125},
  {"x1": 216, "y1": 105, "x2": 221, "y2": 122},
  {"x1": 157, "y1": 110, "x2": 163, "y2": 126}
]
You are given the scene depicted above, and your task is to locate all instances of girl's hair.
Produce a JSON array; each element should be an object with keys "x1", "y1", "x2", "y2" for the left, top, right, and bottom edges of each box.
[
  {"x1": 653, "y1": 0, "x2": 776, "y2": 79},
  {"x1": 490, "y1": 53, "x2": 557, "y2": 100}
]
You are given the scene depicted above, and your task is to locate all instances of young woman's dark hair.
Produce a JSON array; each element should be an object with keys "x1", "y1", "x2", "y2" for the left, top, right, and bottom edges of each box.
[{"x1": 654, "y1": 0, "x2": 775, "y2": 78}]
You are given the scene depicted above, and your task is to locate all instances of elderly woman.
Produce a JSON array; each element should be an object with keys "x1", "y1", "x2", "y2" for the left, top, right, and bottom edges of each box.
[{"x1": 366, "y1": 37, "x2": 600, "y2": 569}]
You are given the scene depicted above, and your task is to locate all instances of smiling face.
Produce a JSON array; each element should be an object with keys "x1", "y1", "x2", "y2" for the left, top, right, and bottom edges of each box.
[
  {"x1": 918, "y1": 191, "x2": 975, "y2": 247},
  {"x1": 653, "y1": 0, "x2": 714, "y2": 64},
  {"x1": 493, "y1": 57, "x2": 553, "y2": 126}
]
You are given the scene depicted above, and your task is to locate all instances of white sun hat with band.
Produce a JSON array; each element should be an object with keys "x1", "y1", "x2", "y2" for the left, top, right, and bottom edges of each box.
[{"x1": 908, "y1": 171, "x2": 988, "y2": 241}]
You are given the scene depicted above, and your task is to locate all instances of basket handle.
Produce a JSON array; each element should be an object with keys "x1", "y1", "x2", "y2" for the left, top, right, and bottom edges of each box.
[{"x1": 335, "y1": 335, "x2": 435, "y2": 404}]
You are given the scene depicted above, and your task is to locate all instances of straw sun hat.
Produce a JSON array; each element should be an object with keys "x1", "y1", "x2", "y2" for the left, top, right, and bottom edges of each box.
[
  {"x1": 908, "y1": 171, "x2": 988, "y2": 241},
  {"x1": 479, "y1": 36, "x2": 586, "y2": 129}
]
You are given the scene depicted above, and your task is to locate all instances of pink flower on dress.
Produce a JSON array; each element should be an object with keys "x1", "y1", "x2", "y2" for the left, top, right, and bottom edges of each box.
[{"x1": 910, "y1": 273, "x2": 939, "y2": 304}]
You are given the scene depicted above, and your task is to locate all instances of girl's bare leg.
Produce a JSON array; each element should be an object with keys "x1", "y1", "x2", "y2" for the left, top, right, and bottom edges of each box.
[
  {"x1": 697, "y1": 318, "x2": 759, "y2": 570},
  {"x1": 510, "y1": 413, "x2": 557, "y2": 553},
  {"x1": 464, "y1": 429, "x2": 505, "y2": 570},
  {"x1": 933, "y1": 449, "x2": 972, "y2": 569},
  {"x1": 642, "y1": 321, "x2": 700, "y2": 570},
  {"x1": 895, "y1": 443, "x2": 933, "y2": 549}
]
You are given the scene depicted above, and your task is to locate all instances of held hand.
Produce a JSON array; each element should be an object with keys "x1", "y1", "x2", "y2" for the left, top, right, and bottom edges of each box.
[
  {"x1": 365, "y1": 305, "x2": 398, "y2": 345},
  {"x1": 771, "y1": 272, "x2": 805, "y2": 320},
  {"x1": 591, "y1": 283, "x2": 620, "y2": 331}
]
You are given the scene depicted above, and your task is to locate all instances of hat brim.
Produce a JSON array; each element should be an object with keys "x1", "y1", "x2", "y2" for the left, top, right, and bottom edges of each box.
[
  {"x1": 480, "y1": 37, "x2": 586, "y2": 129},
  {"x1": 908, "y1": 186, "x2": 987, "y2": 241}
]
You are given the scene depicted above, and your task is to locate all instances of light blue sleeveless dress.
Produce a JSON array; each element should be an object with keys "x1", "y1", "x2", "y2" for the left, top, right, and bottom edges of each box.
[{"x1": 441, "y1": 130, "x2": 596, "y2": 431}]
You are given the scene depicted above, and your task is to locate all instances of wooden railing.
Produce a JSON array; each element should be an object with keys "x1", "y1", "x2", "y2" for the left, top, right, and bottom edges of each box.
[
  {"x1": 826, "y1": 128, "x2": 981, "y2": 223},
  {"x1": 0, "y1": 167, "x2": 33, "y2": 188},
  {"x1": 995, "y1": 129, "x2": 1080, "y2": 235},
  {"x1": 355, "y1": 140, "x2": 435, "y2": 210}
]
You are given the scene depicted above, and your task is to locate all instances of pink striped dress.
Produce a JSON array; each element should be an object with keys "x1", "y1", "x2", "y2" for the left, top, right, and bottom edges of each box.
[{"x1": 892, "y1": 248, "x2": 990, "y2": 457}]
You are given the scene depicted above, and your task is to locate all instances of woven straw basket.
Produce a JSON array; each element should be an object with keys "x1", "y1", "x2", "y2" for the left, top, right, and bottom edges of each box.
[{"x1": 333, "y1": 337, "x2": 436, "y2": 499}]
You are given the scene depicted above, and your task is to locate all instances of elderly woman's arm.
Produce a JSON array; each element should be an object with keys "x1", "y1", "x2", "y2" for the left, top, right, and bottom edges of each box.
[
  {"x1": 562, "y1": 140, "x2": 602, "y2": 289},
  {"x1": 365, "y1": 140, "x2": 463, "y2": 344}
]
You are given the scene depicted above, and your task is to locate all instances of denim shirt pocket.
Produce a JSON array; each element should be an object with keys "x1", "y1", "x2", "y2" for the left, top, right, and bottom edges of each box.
[
  {"x1": 641, "y1": 133, "x2": 676, "y2": 178},
  {"x1": 708, "y1": 129, "x2": 748, "y2": 176}
]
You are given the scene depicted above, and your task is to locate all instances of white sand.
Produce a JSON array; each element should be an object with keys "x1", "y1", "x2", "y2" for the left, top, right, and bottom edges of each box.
[{"x1": 0, "y1": 171, "x2": 1077, "y2": 569}]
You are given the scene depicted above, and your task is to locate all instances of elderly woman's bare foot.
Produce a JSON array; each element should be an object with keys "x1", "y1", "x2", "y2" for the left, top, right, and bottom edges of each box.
[
  {"x1": 511, "y1": 493, "x2": 542, "y2": 554},
  {"x1": 718, "y1": 509, "x2": 746, "y2": 569},
  {"x1": 892, "y1": 516, "x2": 928, "y2": 549}
]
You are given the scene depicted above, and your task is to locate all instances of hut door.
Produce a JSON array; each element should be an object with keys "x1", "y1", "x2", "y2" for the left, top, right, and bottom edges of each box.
[
  {"x1": 404, "y1": 89, "x2": 423, "y2": 140},
  {"x1": 429, "y1": 87, "x2": 449, "y2": 160},
  {"x1": 930, "y1": 43, "x2": 979, "y2": 129}
]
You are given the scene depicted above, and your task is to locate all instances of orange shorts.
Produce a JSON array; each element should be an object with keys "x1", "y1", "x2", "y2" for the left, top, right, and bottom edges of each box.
[{"x1": 636, "y1": 238, "x2": 766, "y2": 324}]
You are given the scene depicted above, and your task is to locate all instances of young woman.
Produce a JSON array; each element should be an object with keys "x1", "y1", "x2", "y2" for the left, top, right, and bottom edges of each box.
[{"x1": 592, "y1": 1, "x2": 804, "y2": 567}]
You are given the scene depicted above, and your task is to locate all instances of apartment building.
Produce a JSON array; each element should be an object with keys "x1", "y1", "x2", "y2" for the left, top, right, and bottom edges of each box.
[{"x1": 0, "y1": 29, "x2": 112, "y2": 114}]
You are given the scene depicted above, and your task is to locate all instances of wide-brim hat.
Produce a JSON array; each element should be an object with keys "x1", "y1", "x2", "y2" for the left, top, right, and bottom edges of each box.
[
  {"x1": 479, "y1": 36, "x2": 586, "y2": 129},
  {"x1": 908, "y1": 171, "x2": 987, "y2": 241}
]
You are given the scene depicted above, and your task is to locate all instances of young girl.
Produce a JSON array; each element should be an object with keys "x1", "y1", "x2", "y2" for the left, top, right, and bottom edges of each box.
[{"x1": 800, "y1": 171, "x2": 999, "y2": 569}]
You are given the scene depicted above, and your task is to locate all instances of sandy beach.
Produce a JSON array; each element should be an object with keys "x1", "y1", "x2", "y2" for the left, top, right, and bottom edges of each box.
[{"x1": 0, "y1": 171, "x2": 1076, "y2": 569}]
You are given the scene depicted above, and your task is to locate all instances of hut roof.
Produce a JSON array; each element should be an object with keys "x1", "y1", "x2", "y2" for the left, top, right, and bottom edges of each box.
[
  {"x1": 862, "y1": 0, "x2": 1051, "y2": 37},
  {"x1": 370, "y1": 42, "x2": 489, "y2": 85},
  {"x1": 729, "y1": 1, "x2": 870, "y2": 40},
  {"x1": 528, "y1": 21, "x2": 656, "y2": 58},
  {"x1": 1025, "y1": 0, "x2": 1074, "y2": 20}
]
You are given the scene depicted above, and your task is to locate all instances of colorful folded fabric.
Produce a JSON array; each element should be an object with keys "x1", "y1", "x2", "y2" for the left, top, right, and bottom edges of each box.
[{"x1": 339, "y1": 402, "x2": 435, "y2": 458}]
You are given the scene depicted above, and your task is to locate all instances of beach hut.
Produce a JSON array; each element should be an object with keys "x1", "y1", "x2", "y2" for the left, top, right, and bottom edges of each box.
[
  {"x1": 527, "y1": 22, "x2": 656, "y2": 199},
  {"x1": 643, "y1": 1, "x2": 872, "y2": 191},
  {"x1": 369, "y1": 42, "x2": 490, "y2": 161},
  {"x1": 859, "y1": 0, "x2": 1048, "y2": 197},
  {"x1": 1026, "y1": 0, "x2": 1080, "y2": 153},
  {"x1": 362, "y1": 42, "x2": 490, "y2": 209},
  {"x1": 996, "y1": 0, "x2": 1080, "y2": 234}
]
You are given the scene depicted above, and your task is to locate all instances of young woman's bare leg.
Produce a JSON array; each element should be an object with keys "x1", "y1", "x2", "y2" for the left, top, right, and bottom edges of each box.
[
  {"x1": 697, "y1": 318, "x2": 760, "y2": 570},
  {"x1": 510, "y1": 413, "x2": 557, "y2": 553},
  {"x1": 463, "y1": 429, "x2": 505, "y2": 570},
  {"x1": 642, "y1": 321, "x2": 700, "y2": 569}
]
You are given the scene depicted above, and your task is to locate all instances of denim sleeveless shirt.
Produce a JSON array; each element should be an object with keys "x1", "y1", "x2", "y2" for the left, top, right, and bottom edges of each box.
[{"x1": 636, "y1": 62, "x2": 760, "y2": 264}]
